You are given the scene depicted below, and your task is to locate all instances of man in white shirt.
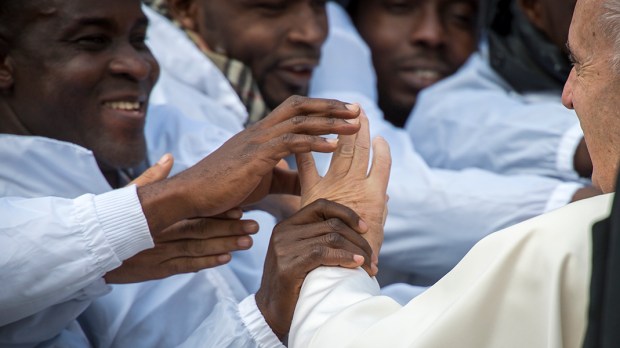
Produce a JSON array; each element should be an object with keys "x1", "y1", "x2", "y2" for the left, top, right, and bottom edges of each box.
[
  {"x1": 0, "y1": 0, "x2": 376, "y2": 346},
  {"x1": 289, "y1": 0, "x2": 620, "y2": 346}
]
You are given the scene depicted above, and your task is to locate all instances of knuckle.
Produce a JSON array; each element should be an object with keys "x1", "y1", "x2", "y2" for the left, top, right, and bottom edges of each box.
[
  {"x1": 326, "y1": 218, "x2": 343, "y2": 231},
  {"x1": 290, "y1": 115, "x2": 309, "y2": 125},
  {"x1": 310, "y1": 246, "x2": 326, "y2": 259},
  {"x1": 287, "y1": 95, "x2": 306, "y2": 109},
  {"x1": 280, "y1": 132, "x2": 296, "y2": 145},
  {"x1": 325, "y1": 232, "x2": 344, "y2": 247}
]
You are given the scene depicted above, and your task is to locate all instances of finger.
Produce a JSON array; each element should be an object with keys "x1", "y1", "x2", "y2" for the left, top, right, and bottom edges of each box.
[
  {"x1": 129, "y1": 153, "x2": 174, "y2": 187},
  {"x1": 301, "y1": 245, "x2": 374, "y2": 276},
  {"x1": 292, "y1": 219, "x2": 374, "y2": 260},
  {"x1": 263, "y1": 116, "x2": 360, "y2": 152},
  {"x1": 350, "y1": 109, "x2": 371, "y2": 175},
  {"x1": 264, "y1": 133, "x2": 340, "y2": 156},
  {"x1": 283, "y1": 199, "x2": 367, "y2": 233},
  {"x1": 156, "y1": 218, "x2": 259, "y2": 242},
  {"x1": 327, "y1": 119, "x2": 358, "y2": 178},
  {"x1": 164, "y1": 235, "x2": 254, "y2": 258},
  {"x1": 368, "y1": 136, "x2": 392, "y2": 195},
  {"x1": 261, "y1": 96, "x2": 360, "y2": 127},
  {"x1": 296, "y1": 152, "x2": 321, "y2": 196},
  {"x1": 211, "y1": 207, "x2": 244, "y2": 220},
  {"x1": 163, "y1": 253, "x2": 233, "y2": 274}
]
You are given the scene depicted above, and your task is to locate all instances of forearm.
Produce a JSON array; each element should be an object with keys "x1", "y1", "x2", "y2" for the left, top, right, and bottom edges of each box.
[
  {"x1": 178, "y1": 295, "x2": 284, "y2": 348},
  {"x1": 0, "y1": 187, "x2": 152, "y2": 325}
]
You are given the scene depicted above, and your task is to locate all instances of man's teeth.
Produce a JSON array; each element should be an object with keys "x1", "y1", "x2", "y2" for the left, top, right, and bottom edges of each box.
[
  {"x1": 104, "y1": 101, "x2": 140, "y2": 111},
  {"x1": 413, "y1": 69, "x2": 441, "y2": 79},
  {"x1": 290, "y1": 66, "x2": 310, "y2": 72}
]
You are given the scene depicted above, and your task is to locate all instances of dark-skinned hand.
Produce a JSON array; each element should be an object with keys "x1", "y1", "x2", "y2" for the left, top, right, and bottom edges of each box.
[
  {"x1": 255, "y1": 199, "x2": 374, "y2": 340},
  {"x1": 138, "y1": 96, "x2": 362, "y2": 235},
  {"x1": 104, "y1": 154, "x2": 259, "y2": 284}
]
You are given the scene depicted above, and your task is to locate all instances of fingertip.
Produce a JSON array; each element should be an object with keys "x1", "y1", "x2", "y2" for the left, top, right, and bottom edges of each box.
[
  {"x1": 345, "y1": 103, "x2": 360, "y2": 113},
  {"x1": 353, "y1": 254, "x2": 365, "y2": 265},
  {"x1": 226, "y1": 208, "x2": 243, "y2": 220},
  {"x1": 157, "y1": 153, "x2": 172, "y2": 165},
  {"x1": 326, "y1": 138, "x2": 339, "y2": 145},
  {"x1": 237, "y1": 236, "x2": 253, "y2": 248},
  {"x1": 358, "y1": 219, "x2": 369, "y2": 233},
  {"x1": 217, "y1": 253, "x2": 232, "y2": 263},
  {"x1": 371, "y1": 263, "x2": 379, "y2": 275},
  {"x1": 242, "y1": 220, "x2": 259, "y2": 234}
]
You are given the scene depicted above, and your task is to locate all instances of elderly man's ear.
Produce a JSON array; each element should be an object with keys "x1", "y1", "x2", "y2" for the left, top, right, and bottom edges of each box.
[
  {"x1": 517, "y1": 0, "x2": 545, "y2": 31},
  {"x1": 0, "y1": 41, "x2": 14, "y2": 91},
  {"x1": 166, "y1": 0, "x2": 199, "y2": 31}
]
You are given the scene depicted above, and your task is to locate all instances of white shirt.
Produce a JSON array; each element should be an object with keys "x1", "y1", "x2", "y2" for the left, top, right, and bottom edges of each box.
[
  {"x1": 290, "y1": 193, "x2": 614, "y2": 348},
  {"x1": 407, "y1": 45, "x2": 584, "y2": 181},
  {"x1": 145, "y1": 2, "x2": 583, "y2": 290},
  {"x1": 0, "y1": 106, "x2": 283, "y2": 347}
]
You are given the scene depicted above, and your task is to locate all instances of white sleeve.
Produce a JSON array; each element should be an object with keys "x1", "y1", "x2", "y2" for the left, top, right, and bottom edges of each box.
[
  {"x1": 290, "y1": 194, "x2": 613, "y2": 348},
  {"x1": 0, "y1": 186, "x2": 153, "y2": 326},
  {"x1": 407, "y1": 54, "x2": 583, "y2": 181},
  {"x1": 79, "y1": 270, "x2": 284, "y2": 348},
  {"x1": 178, "y1": 295, "x2": 285, "y2": 348}
]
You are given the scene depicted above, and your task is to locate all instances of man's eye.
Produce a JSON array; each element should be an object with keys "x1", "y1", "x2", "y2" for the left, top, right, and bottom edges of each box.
[
  {"x1": 383, "y1": 0, "x2": 413, "y2": 14},
  {"x1": 131, "y1": 34, "x2": 148, "y2": 50},
  {"x1": 256, "y1": 1, "x2": 287, "y2": 14},
  {"x1": 445, "y1": 4, "x2": 476, "y2": 28},
  {"x1": 75, "y1": 35, "x2": 110, "y2": 49}
]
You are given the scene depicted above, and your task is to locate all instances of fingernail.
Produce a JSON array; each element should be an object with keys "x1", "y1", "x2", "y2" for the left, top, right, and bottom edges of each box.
[
  {"x1": 371, "y1": 263, "x2": 379, "y2": 275},
  {"x1": 217, "y1": 254, "x2": 231, "y2": 263},
  {"x1": 243, "y1": 221, "x2": 259, "y2": 234},
  {"x1": 237, "y1": 236, "x2": 253, "y2": 248},
  {"x1": 358, "y1": 219, "x2": 369, "y2": 232},
  {"x1": 353, "y1": 254, "x2": 365, "y2": 264},
  {"x1": 345, "y1": 103, "x2": 360, "y2": 112},
  {"x1": 157, "y1": 153, "x2": 171, "y2": 165},
  {"x1": 226, "y1": 209, "x2": 243, "y2": 219},
  {"x1": 326, "y1": 138, "x2": 339, "y2": 145},
  {"x1": 372, "y1": 253, "x2": 379, "y2": 264},
  {"x1": 345, "y1": 117, "x2": 360, "y2": 124}
]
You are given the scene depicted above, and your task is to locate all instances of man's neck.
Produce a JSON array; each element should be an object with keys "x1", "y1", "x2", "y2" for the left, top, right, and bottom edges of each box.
[{"x1": 0, "y1": 102, "x2": 31, "y2": 135}]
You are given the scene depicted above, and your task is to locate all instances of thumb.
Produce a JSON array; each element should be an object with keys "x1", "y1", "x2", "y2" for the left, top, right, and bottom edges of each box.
[{"x1": 129, "y1": 153, "x2": 174, "y2": 187}]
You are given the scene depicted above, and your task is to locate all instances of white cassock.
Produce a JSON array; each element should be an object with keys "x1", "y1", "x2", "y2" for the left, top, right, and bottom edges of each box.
[{"x1": 290, "y1": 193, "x2": 614, "y2": 348}]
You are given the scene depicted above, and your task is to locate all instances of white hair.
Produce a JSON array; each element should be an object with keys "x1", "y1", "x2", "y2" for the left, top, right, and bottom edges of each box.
[{"x1": 600, "y1": 0, "x2": 620, "y2": 71}]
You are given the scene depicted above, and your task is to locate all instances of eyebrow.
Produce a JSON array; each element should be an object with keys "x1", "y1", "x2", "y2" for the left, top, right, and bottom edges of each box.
[
  {"x1": 566, "y1": 41, "x2": 577, "y2": 64},
  {"x1": 62, "y1": 16, "x2": 149, "y2": 35}
]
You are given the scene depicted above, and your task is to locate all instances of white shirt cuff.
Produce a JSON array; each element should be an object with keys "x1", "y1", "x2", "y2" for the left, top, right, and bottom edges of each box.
[
  {"x1": 93, "y1": 185, "x2": 154, "y2": 262},
  {"x1": 544, "y1": 182, "x2": 583, "y2": 212},
  {"x1": 556, "y1": 123, "x2": 583, "y2": 178},
  {"x1": 238, "y1": 294, "x2": 286, "y2": 348}
]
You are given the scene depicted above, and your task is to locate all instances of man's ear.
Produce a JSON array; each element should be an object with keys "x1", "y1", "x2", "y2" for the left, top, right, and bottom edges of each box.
[
  {"x1": 166, "y1": 0, "x2": 199, "y2": 31},
  {"x1": 0, "y1": 41, "x2": 14, "y2": 91},
  {"x1": 516, "y1": 0, "x2": 545, "y2": 31}
]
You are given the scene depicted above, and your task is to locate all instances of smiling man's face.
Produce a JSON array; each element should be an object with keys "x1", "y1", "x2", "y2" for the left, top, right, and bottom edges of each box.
[
  {"x1": 172, "y1": 0, "x2": 328, "y2": 110},
  {"x1": 1, "y1": 0, "x2": 159, "y2": 170}
]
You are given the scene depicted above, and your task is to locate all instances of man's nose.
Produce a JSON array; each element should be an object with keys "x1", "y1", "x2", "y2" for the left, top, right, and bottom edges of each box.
[
  {"x1": 109, "y1": 44, "x2": 153, "y2": 81},
  {"x1": 287, "y1": 6, "x2": 328, "y2": 49},
  {"x1": 562, "y1": 68, "x2": 575, "y2": 109},
  {"x1": 410, "y1": 6, "x2": 446, "y2": 48}
]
